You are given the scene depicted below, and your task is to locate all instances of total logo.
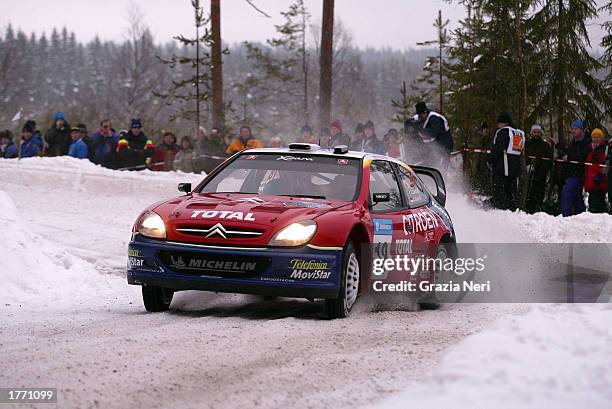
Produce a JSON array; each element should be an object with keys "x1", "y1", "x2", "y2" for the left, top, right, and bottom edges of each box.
[{"x1": 191, "y1": 210, "x2": 256, "y2": 221}]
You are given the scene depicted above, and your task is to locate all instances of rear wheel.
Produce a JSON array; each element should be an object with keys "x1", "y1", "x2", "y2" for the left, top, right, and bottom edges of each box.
[
  {"x1": 142, "y1": 286, "x2": 174, "y2": 312},
  {"x1": 326, "y1": 241, "x2": 360, "y2": 319},
  {"x1": 418, "y1": 243, "x2": 450, "y2": 310}
]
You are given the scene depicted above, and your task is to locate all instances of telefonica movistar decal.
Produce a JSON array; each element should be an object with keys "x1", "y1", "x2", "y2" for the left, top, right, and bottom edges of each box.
[{"x1": 288, "y1": 259, "x2": 331, "y2": 280}]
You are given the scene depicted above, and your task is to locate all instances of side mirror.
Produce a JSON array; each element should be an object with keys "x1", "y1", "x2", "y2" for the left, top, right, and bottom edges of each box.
[
  {"x1": 178, "y1": 183, "x2": 192, "y2": 194},
  {"x1": 372, "y1": 192, "x2": 390, "y2": 204},
  {"x1": 411, "y1": 166, "x2": 446, "y2": 207}
]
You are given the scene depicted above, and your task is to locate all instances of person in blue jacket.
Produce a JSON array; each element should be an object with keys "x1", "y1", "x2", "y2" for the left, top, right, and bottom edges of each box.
[
  {"x1": 20, "y1": 122, "x2": 44, "y2": 158},
  {"x1": 0, "y1": 130, "x2": 18, "y2": 158},
  {"x1": 68, "y1": 126, "x2": 89, "y2": 159},
  {"x1": 89, "y1": 119, "x2": 119, "y2": 168}
]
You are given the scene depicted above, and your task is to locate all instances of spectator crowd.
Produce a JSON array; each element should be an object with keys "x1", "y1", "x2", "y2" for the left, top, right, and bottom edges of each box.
[{"x1": 1, "y1": 106, "x2": 609, "y2": 216}]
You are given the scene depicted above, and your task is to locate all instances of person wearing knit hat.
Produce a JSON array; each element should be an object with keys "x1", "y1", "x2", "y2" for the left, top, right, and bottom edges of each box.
[
  {"x1": 44, "y1": 111, "x2": 71, "y2": 156},
  {"x1": 329, "y1": 119, "x2": 350, "y2": 149},
  {"x1": 583, "y1": 128, "x2": 609, "y2": 213},
  {"x1": 525, "y1": 124, "x2": 554, "y2": 213},
  {"x1": 488, "y1": 112, "x2": 525, "y2": 210},
  {"x1": 559, "y1": 119, "x2": 590, "y2": 216},
  {"x1": 20, "y1": 121, "x2": 44, "y2": 158},
  {"x1": 116, "y1": 117, "x2": 155, "y2": 170},
  {"x1": 414, "y1": 101, "x2": 453, "y2": 170},
  {"x1": 362, "y1": 120, "x2": 385, "y2": 155}
]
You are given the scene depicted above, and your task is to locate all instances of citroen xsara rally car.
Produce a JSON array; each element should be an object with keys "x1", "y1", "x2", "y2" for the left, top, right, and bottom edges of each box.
[{"x1": 127, "y1": 143, "x2": 456, "y2": 318}]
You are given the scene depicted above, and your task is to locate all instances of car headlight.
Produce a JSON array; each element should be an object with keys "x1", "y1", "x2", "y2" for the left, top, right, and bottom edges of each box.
[
  {"x1": 268, "y1": 220, "x2": 317, "y2": 247},
  {"x1": 136, "y1": 211, "x2": 166, "y2": 239}
]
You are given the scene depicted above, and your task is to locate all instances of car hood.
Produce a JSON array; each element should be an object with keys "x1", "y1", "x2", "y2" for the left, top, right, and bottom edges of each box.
[{"x1": 154, "y1": 193, "x2": 349, "y2": 245}]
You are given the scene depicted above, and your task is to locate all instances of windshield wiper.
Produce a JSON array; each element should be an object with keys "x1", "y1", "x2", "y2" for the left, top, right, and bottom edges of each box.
[{"x1": 279, "y1": 194, "x2": 327, "y2": 200}]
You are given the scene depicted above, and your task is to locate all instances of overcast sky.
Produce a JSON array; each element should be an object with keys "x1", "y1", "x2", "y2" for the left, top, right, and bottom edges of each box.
[{"x1": 2, "y1": 0, "x2": 609, "y2": 50}]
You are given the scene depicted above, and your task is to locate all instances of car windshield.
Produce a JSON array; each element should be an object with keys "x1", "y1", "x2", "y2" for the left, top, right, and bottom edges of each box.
[{"x1": 199, "y1": 153, "x2": 361, "y2": 201}]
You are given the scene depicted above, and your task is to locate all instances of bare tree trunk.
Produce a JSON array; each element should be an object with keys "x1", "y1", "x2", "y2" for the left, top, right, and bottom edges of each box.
[
  {"x1": 211, "y1": 0, "x2": 224, "y2": 130},
  {"x1": 195, "y1": 4, "x2": 201, "y2": 134},
  {"x1": 319, "y1": 0, "x2": 334, "y2": 130},
  {"x1": 438, "y1": 9, "x2": 444, "y2": 113},
  {"x1": 302, "y1": 8, "x2": 309, "y2": 125},
  {"x1": 514, "y1": 0, "x2": 530, "y2": 211}
]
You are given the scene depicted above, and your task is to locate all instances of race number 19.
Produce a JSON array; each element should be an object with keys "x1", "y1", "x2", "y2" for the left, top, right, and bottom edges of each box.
[{"x1": 0, "y1": 388, "x2": 57, "y2": 403}]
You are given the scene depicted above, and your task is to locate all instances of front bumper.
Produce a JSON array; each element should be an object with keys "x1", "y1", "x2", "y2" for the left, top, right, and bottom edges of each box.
[{"x1": 127, "y1": 235, "x2": 343, "y2": 299}]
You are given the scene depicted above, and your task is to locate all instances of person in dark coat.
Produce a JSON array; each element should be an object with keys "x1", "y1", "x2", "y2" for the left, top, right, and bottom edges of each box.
[
  {"x1": 329, "y1": 119, "x2": 350, "y2": 148},
  {"x1": 559, "y1": 120, "x2": 590, "y2": 217},
  {"x1": 415, "y1": 102, "x2": 453, "y2": 170},
  {"x1": 20, "y1": 121, "x2": 44, "y2": 158},
  {"x1": 362, "y1": 120, "x2": 386, "y2": 155},
  {"x1": 90, "y1": 119, "x2": 119, "y2": 168},
  {"x1": 584, "y1": 128, "x2": 608, "y2": 213},
  {"x1": 488, "y1": 112, "x2": 525, "y2": 211},
  {"x1": 352, "y1": 123, "x2": 365, "y2": 151},
  {"x1": 116, "y1": 118, "x2": 154, "y2": 170},
  {"x1": 525, "y1": 124, "x2": 554, "y2": 213},
  {"x1": 0, "y1": 130, "x2": 18, "y2": 158},
  {"x1": 45, "y1": 111, "x2": 71, "y2": 156}
]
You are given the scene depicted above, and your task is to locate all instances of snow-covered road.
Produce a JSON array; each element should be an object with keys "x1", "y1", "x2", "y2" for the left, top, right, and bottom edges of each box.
[{"x1": 0, "y1": 157, "x2": 609, "y2": 409}]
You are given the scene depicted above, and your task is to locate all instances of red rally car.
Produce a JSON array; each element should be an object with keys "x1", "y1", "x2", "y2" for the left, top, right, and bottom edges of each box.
[{"x1": 127, "y1": 143, "x2": 456, "y2": 318}]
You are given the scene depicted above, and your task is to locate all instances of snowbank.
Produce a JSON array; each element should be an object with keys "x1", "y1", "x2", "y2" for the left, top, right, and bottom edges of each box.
[
  {"x1": 377, "y1": 304, "x2": 612, "y2": 409},
  {"x1": 0, "y1": 189, "x2": 129, "y2": 307}
]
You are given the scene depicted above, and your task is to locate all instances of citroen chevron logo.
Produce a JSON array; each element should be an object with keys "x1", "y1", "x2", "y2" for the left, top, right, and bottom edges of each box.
[
  {"x1": 205, "y1": 223, "x2": 228, "y2": 238},
  {"x1": 176, "y1": 224, "x2": 263, "y2": 239}
]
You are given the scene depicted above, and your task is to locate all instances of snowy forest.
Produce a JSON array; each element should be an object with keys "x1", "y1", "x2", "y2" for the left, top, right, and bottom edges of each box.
[{"x1": 0, "y1": 0, "x2": 611, "y2": 147}]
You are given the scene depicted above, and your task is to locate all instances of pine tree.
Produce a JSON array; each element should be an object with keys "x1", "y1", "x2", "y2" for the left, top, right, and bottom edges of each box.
[
  {"x1": 155, "y1": 0, "x2": 214, "y2": 130},
  {"x1": 244, "y1": 0, "x2": 310, "y2": 128},
  {"x1": 390, "y1": 81, "x2": 412, "y2": 124},
  {"x1": 601, "y1": 1, "x2": 612, "y2": 99},
  {"x1": 411, "y1": 10, "x2": 451, "y2": 113}
]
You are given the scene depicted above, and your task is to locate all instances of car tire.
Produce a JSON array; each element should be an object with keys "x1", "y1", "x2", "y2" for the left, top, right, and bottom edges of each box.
[
  {"x1": 326, "y1": 241, "x2": 360, "y2": 319},
  {"x1": 142, "y1": 286, "x2": 174, "y2": 312},
  {"x1": 418, "y1": 242, "x2": 450, "y2": 310}
]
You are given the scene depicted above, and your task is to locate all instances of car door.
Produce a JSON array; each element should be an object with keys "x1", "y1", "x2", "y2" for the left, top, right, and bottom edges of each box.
[
  {"x1": 368, "y1": 160, "x2": 406, "y2": 279},
  {"x1": 394, "y1": 164, "x2": 438, "y2": 263}
]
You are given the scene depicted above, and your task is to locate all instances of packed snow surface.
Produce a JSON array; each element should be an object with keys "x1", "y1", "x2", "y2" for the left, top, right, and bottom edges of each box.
[{"x1": 0, "y1": 157, "x2": 610, "y2": 409}]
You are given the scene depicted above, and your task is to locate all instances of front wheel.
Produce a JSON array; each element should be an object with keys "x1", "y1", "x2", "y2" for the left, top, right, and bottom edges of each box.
[
  {"x1": 326, "y1": 241, "x2": 360, "y2": 319},
  {"x1": 142, "y1": 286, "x2": 174, "y2": 312}
]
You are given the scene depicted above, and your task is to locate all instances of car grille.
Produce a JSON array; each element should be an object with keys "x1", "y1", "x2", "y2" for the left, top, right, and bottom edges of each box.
[{"x1": 176, "y1": 224, "x2": 264, "y2": 239}]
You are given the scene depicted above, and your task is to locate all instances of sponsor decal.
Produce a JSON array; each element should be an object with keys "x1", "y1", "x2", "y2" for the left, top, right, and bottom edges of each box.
[
  {"x1": 269, "y1": 258, "x2": 333, "y2": 281},
  {"x1": 337, "y1": 159, "x2": 349, "y2": 165},
  {"x1": 284, "y1": 201, "x2": 331, "y2": 209},
  {"x1": 395, "y1": 239, "x2": 413, "y2": 255},
  {"x1": 402, "y1": 209, "x2": 439, "y2": 236},
  {"x1": 234, "y1": 197, "x2": 269, "y2": 205},
  {"x1": 169, "y1": 255, "x2": 258, "y2": 273},
  {"x1": 276, "y1": 156, "x2": 314, "y2": 161},
  {"x1": 373, "y1": 219, "x2": 393, "y2": 236},
  {"x1": 245, "y1": 155, "x2": 258, "y2": 159},
  {"x1": 128, "y1": 256, "x2": 144, "y2": 267},
  {"x1": 128, "y1": 248, "x2": 141, "y2": 257},
  {"x1": 191, "y1": 210, "x2": 256, "y2": 221},
  {"x1": 291, "y1": 259, "x2": 329, "y2": 270}
]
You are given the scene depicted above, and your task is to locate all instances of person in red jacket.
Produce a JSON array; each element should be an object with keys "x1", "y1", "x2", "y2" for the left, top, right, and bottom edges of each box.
[
  {"x1": 151, "y1": 131, "x2": 179, "y2": 171},
  {"x1": 584, "y1": 128, "x2": 609, "y2": 213}
]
